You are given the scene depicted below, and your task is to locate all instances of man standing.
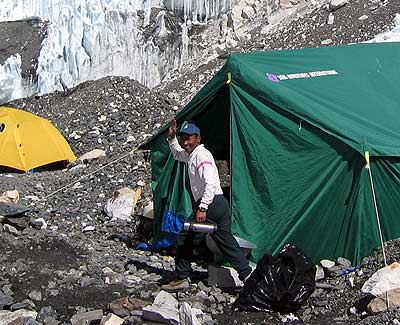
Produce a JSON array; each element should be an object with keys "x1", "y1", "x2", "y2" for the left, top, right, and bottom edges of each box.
[{"x1": 161, "y1": 119, "x2": 252, "y2": 292}]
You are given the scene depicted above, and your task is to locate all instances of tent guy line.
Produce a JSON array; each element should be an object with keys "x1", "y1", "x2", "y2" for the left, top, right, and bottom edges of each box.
[{"x1": 30, "y1": 147, "x2": 140, "y2": 206}]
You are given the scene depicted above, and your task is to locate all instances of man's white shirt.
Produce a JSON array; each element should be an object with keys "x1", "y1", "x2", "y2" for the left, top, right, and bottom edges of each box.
[{"x1": 168, "y1": 137, "x2": 223, "y2": 210}]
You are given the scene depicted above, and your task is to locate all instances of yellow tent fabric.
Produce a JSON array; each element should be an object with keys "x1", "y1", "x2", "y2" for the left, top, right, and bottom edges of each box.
[{"x1": 0, "y1": 106, "x2": 76, "y2": 172}]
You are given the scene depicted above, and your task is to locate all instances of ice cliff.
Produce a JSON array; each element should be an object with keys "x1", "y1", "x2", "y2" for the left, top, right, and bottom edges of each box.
[
  {"x1": 0, "y1": 0, "x2": 187, "y2": 96},
  {"x1": 0, "y1": 0, "x2": 234, "y2": 102}
]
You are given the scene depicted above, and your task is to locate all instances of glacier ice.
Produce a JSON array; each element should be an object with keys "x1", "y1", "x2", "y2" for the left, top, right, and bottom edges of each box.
[
  {"x1": 0, "y1": 54, "x2": 36, "y2": 103},
  {"x1": 165, "y1": 0, "x2": 232, "y2": 23},
  {"x1": 0, "y1": 0, "x2": 202, "y2": 101}
]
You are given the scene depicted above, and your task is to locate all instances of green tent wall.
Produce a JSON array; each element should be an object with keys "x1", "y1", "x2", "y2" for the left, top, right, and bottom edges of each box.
[{"x1": 141, "y1": 42, "x2": 400, "y2": 265}]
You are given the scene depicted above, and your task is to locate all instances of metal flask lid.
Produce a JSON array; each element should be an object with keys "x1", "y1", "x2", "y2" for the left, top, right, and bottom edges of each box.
[{"x1": 183, "y1": 221, "x2": 217, "y2": 233}]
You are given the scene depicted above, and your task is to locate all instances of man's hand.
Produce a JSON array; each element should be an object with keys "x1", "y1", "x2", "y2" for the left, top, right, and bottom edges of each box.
[
  {"x1": 168, "y1": 118, "x2": 177, "y2": 140},
  {"x1": 196, "y1": 210, "x2": 207, "y2": 223}
]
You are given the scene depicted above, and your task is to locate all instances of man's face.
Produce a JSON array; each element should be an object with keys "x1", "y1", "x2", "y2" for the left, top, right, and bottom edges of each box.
[{"x1": 180, "y1": 133, "x2": 201, "y2": 153}]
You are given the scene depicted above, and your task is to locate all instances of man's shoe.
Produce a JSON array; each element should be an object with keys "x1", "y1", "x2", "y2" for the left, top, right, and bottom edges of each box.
[{"x1": 161, "y1": 278, "x2": 190, "y2": 293}]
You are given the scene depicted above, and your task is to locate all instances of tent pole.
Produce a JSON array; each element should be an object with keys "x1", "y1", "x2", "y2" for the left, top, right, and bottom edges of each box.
[
  {"x1": 229, "y1": 84, "x2": 232, "y2": 216},
  {"x1": 365, "y1": 152, "x2": 387, "y2": 266},
  {"x1": 365, "y1": 151, "x2": 389, "y2": 309}
]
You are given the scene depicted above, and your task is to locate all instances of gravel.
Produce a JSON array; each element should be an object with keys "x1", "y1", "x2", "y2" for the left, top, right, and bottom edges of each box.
[{"x1": 1, "y1": 0, "x2": 400, "y2": 323}]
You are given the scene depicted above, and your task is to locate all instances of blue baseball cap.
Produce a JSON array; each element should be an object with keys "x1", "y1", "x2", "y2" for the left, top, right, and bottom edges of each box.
[{"x1": 178, "y1": 123, "x2": 200, "y2": 136}]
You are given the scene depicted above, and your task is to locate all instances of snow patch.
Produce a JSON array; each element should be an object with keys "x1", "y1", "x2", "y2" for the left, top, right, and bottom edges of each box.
[{"x1": 369, "y1": 13, "x2": 400, "y2": 43}]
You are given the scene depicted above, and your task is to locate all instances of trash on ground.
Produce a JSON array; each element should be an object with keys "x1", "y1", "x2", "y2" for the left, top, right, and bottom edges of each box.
[{"x1": 232, "y1": 243, "x2": 316, "y2": 313}]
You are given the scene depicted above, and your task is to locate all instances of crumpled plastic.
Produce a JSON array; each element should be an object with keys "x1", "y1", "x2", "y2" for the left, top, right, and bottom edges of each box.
[
  {"x1": 161, "y1": 210, "x2": 185, "y2": 235},
  {"x1": 103, "y1": 187, "x2": 141, "y2": 221},
  {"x1": 233, "y1": 243, "x2": 316, "y2": 313},
  {"x1": 136, "y1": 237, "x2": 176, "y2": 252}
]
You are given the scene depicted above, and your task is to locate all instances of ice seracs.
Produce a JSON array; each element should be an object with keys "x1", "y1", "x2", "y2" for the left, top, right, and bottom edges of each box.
[
  {"x1": 0, "y1": 54, "x2": 36, "y2": 103},
  {"x1": 0, "y1": 0, "x2": 196, "y2": 101}
]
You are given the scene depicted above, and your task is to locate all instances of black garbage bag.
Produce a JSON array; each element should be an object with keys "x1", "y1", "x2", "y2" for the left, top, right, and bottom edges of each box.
[{"x1": 232, "y1": 243, "x2": 316, "y2": 313}]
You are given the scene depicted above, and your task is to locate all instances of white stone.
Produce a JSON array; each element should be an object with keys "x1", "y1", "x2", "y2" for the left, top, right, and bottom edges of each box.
[
  {"x1": 3, "y1": 224, "x2": 19, "y2": 236},
  {"x1": 0, "y1": 309, "x2": 38, "y2": 324},
  {"x1": 320, "y1": 259, "x2": 335, "y2": 268},
  {"x1": 33, "y1": 217, "x2": 48, "y2": 229},
  {"x1": 179, "y1": 302, "x2": 204, "y2": 325},
  {"x1": 126, "y1": 135, "x2": 136, "y2": 142},
  {"x1": 362, "y1": 262, "x2": 400, "y2": 297},
  {"x1": 24, "y1": 195, "x2": 40, "y2": 202},
  {"x1": 71, "y1": 310, "x2": 104, "y2": 325},
  {"x1": 69, "y1": 131, "x2": 81, "y2": 139},
  {"x1": 337, "y1": 257, "x2": 352, "y2": 268},
  {"x1": 321, "y1": 38, "x2": 333, "y2": 45},
  {"x1": 241, "y1": 6, "x2": 256, "y2": 19},
  {"x1": 349, "y1": 306, "x2": 357, "y2": 315},
  {"x1": 143, "y1": 202, "x2": 154, "y2": 219},
  {"x1": 315, "y1": 265, "x2": 325, "y2": 281},
  {"x1": 100, "y1": 313, "x2": 124, "y2": 325},
  {"x1": 327, "y1": 13, "x2": 335, "y2": 25},
  {"x1": 83, "y1": 225, "x2": 95, "y2": 232},
  {"x1": 208, "y1": 263, "x2": 242, "y2": 287},
  {"x1": 329, "y1": 0, "x2": 348, "y2": 11},
  {"x1": 0, "y1": 190, "x2": 20, "y2": 203},
  {"x1": 142, "y1": 291, "x2": 179, "y2": 324},
  {"x1": 102, "y1": 267, "x2": 116, "y2": 275},
  {"x1": 347, "y1": 274, "x2": 355, "y2": 287},
  {"x1": 359, "y1": 15, "x2": 368, "y2": 21},
  {"x1": 28, "y1": 290, "x2": 42, "y2": 301}
]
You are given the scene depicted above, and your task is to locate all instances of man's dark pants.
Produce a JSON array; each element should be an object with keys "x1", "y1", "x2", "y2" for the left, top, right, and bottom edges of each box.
[{"x1": 175, "y1": 194, "x2": 252, "y2": 281}]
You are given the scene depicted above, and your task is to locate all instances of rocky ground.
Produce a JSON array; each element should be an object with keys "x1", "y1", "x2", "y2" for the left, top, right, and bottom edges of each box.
[
  {"x1": 1, "y1": 0, "x2": 400, "y2": 324},
  {"x1": 0, "y1": 17, "x2": 47, "y2": 79}
]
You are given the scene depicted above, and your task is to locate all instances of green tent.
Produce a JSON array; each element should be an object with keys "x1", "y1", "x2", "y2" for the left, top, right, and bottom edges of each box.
[{"x1": 140, "y1": 42, "x2": 400, "y2": 265}]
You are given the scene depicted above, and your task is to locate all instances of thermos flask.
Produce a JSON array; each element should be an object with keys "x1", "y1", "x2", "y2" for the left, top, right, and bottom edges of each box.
[{"x1": 183, "y1": 221, "x2": 217, "y2": 233}]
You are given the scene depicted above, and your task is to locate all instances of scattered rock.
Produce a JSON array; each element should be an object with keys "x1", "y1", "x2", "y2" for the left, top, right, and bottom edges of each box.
[
  {"x1": 3, "y1": 224, "x2": 20, "y2": 236},
  {"x1": 0, "y1": 309, "x2": 38, "y2": 325},
  {"x1": 37, "y1": 306, "x2": 58, "y2": 322},
  {"x1": 179, "y1": 301, "x2": 210, "y2": 325},
  {"x1": 142, "y1": 291, "x2": 180, "y2": 324},
  {"x1": 100, "y1": 313, "x2": 124, "y2": 325},
  {"x1": 207, "y1": 263, "x2": 242, "y2": 287},
  {"x1": 10, "y1": 299, "x2": 36, "y2": 311},
  {"x1": 367, "y1": 288, "x2": 400, "y2": 313},
  {"x1": 0, "y1": 290, "x2": 14, "y2": 309},
  {"x1": 70, "y1": 310, "x2": 103, "y2": 325},
  {"x1": 30, "y1": 217, "x2": 48, "y2": 230},
  {"x1": 320, "y1": 260, "x2": 335, "y2": 269},
  {"x1": 77, "y1": 149, "x2": 107, "y2": 163},
  {"x1": 328, "y1": 0, "x2": 348, "y2": 12},
  {"x1": 337, "y1": 257, "x2": 352, "y2": 269},
  {"x1": 28, "y1": 290, "x2": 42, "y2": 302},
  {"x1": 315, "y1": 265, "x2": 325, "y2": 281}
]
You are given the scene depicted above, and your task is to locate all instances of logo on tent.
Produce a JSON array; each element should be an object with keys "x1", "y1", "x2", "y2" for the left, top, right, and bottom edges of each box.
[
  {"x1": 0, "y1": 123, "x2": 5, "y2": 132},
  {"x1": 266, "y1": 73, "x2": 280, "y2": 83},
  {"x1": 266, "y1": 70, "x2": 339, "y2": 83}
]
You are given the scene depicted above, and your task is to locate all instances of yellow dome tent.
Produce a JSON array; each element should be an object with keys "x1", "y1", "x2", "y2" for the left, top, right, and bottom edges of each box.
[{"x1": 0, "y1": 106, "x2": 76, "y2": 172}]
